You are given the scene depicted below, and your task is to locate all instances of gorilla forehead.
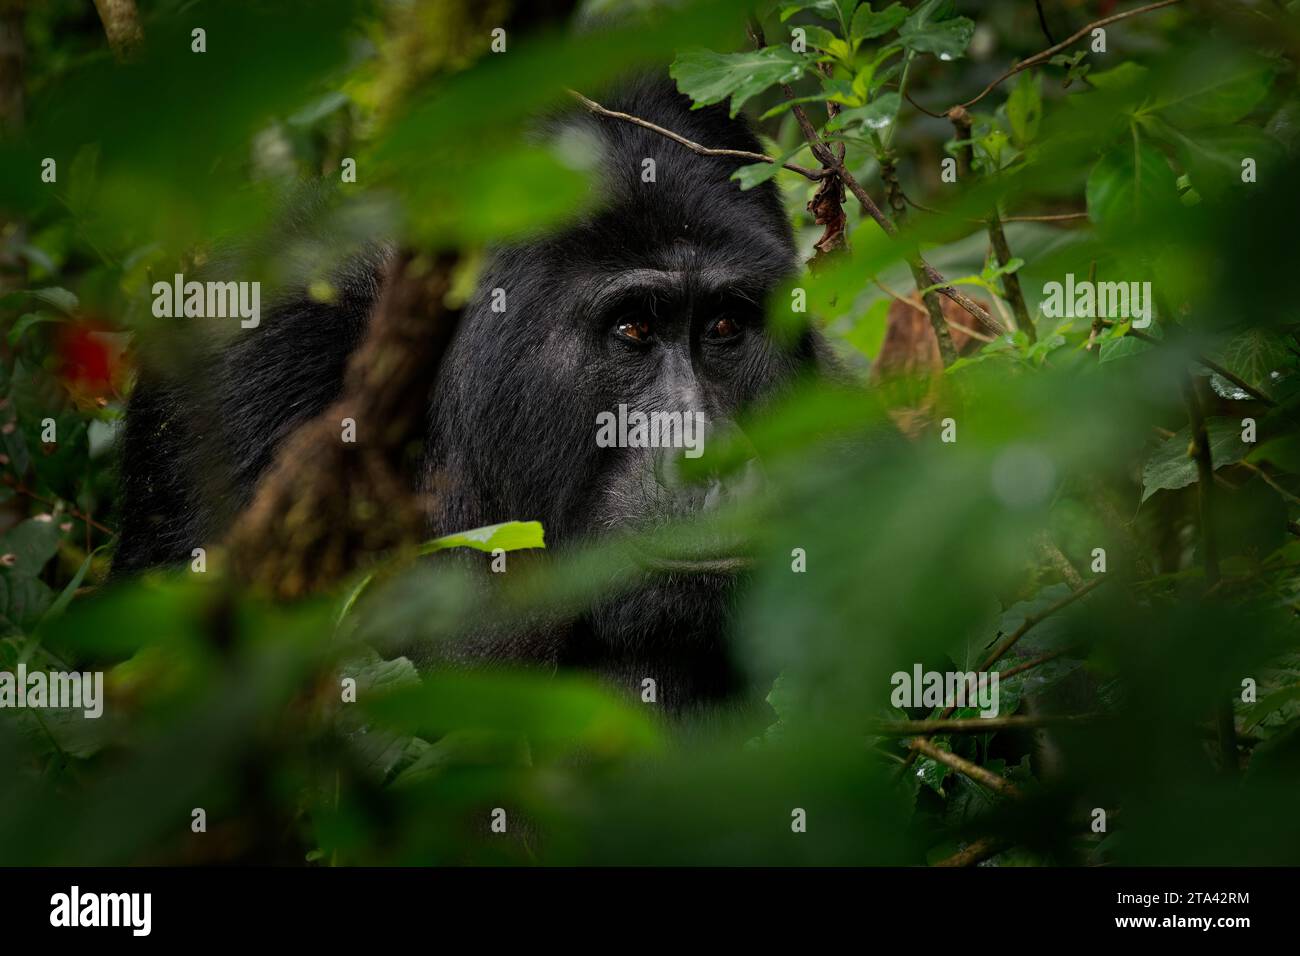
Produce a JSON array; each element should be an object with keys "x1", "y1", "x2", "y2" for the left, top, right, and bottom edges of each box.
[{"x1": 534, "y1": 76, "x2": 797, "y2": 285}]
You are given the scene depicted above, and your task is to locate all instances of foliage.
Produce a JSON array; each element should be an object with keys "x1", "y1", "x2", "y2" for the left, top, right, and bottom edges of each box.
[{"x1": 1, "y1": 0, "x2": 1299, "y2": 866}]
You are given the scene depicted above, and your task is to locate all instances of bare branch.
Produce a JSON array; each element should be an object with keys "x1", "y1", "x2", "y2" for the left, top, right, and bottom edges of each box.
[
  {"x1": 933, "y1": 835, "x2": 1007, "y2": 867},
  {"x1": 226, "y1": 253, "x2": 461, "y2": 598},
  {"x1": 978, "y1": 577, "x2": 1106, "y2": 671},
  {"x1": 948, "y1": 0, "x2": 1184, "y2": 112},
  {"x1": 92, "y1": 0, "x2": 144, "y2": 60},
  {"x1": 569, "y1": 90, "x2": 827, "y2": 181},
  {"x1": 873, "y1": 713, "x2": 1101, "y2": 735},
  {"x1": 910, "y1": 736, "x2": 1024, "y2": 798},
  {"x1": 1102, "y1": 320, "x2": 1279, "y2": 407}
]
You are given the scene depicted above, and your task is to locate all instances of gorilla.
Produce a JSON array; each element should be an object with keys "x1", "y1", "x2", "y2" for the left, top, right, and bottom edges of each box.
[{"x1": 115, "y1": 76, "x2": 830, "y2": 711}]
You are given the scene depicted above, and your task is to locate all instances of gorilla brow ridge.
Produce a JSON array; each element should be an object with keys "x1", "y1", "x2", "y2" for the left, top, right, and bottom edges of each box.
[{"x1": 578, "y1": 266, "x2": 769, "y2": 319}]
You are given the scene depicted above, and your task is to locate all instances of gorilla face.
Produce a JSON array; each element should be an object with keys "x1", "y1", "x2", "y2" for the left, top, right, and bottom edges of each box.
[
  {"x1": 428, "y1": 79, "x2": 812, "y2": 548},
  {"x1": 423, "y1": 79, "x2": 825, "y2": 703},
  {"x1": 113, "y1": 76, "x2": 826, "y2": 709}
]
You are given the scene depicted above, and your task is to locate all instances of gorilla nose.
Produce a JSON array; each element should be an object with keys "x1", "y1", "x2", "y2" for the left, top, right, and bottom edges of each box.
[{"x1": 699, "y1": 456, "x2": 765, "y2": 511}]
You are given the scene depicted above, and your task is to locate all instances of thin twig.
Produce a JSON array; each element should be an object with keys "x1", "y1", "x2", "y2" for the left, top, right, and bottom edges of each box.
[
  {"x1": 946, "y1": 0, "x2": 1184, "y2": 112},
  {"x1": 978, "y1": 577, "x2": 1105, "y2": 671},
  {"x1": 2, "y1": 475, "x2": 115, "y2": 535},
  {"x1": 92, "y1": 0, "x2": 144, "y2": 61},
  {"x1": 933, "y1": 835, "x2": 1007, "y2": 867},
  {"x1": 1102, "y1": 320, "x2": 1278, "y2": 407},
  {"x1": 895, "y1": 577, "x2": 1106, "y2": 777},
  {"x1": 586, "y1": 28, "x2": 1005, "y2": 339},
  {"x1": 904, "y1": 88, "x2": 944, "y2": 119},
  {"x1": 1238, "y1": 458, "x2": 1300, "y2": 505},
  {"x1": 1035, "y1": 0, "x2": 1057, "y2": 45},
  {"x1": 873, "y1": 713, "x2": 1100, "y2": 735},
  {"x1": 910, "y1": 736, "x2": 1024, "y2": 797},
  {"x1": 1003, "y1": 212, "x2": 1089, "y2": 222},
  {"x1": 1181, "y1": 373, "x2": 1238, "y2": 773},
  {"x1": 1086, "y1": 261, "x2": 1103, "y2": 355},
  {"x1": 997, "y1": 645, "x2": 1076, "y2": 681},
  {"x1": 758, "y1": 21, "x2": 1004, "y2": 341},
  {"x1": 874, "y1": 279, "x2": 998, "y2": 343},
  {"x1": 947, "y1": 105, "x2": 1036, "y2": 343},
  {"x1": 901, "y1": 192, "x2": 1087, "y2": 224},
  {"x1": 568, "y1": 90, "x2": 828, "y2": 181},
  {"x1": 1037, "y1": 531, "x2": 1084, "y2": 588}
]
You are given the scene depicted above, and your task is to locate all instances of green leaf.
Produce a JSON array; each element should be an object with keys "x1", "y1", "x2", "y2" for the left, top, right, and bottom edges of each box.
[
  {"x1": 0, "y1": 517, "x2": 62, "y2": 635},
  {"x1": 403, "y1": 146, "x2": 591, "y2": 246},
  {"x1": 0, "y1": 575, "x2": 54, "y2": 636},
  {"x1": 916, "y1": 742, "x2": 952, "y2": 794},
  {"x1": 7, "y1": 312, "x2": 64, "y2": 346},
  {"x1": 826, "y1": 92, "x2": 901, "y2": 132},
  {"x1": 759, "y1": 79, "x2": 859, "y2": 120},
  {"x1": 40, "y1": 550, "x2": 94, "y2": 625},
  {"x1": 0, "y1": 516, "x2": 63, "y2": 578},
  {"x1": 1244, "y1": 685, "x2": 1300, "y2": 731},
  {"x1": 844, "y1": 297, "x2": 890, "y2": 358},
  {"x1": 416, "y1": 520, "x2": 546, "y2": 556},
  {"x1": 1087, "y1": 62, "x2": 1147, "y2": 93},
  {"x1": 66, "y1": 144, "x2": 101, "y2": 218},
  {"x1": 364, "y1": 670, "x2": 661, "y2": 755},
  {"x1": 851, "y1": 2, "x2": 908, "y2": 43},
  {"x1": 1051, "y1": 50, "x2": 1092, "y2": 89},
  {"x1": 1213, "y1": 328, "x2": 1290, "y2": 396},
  {"x1": 1098, "y1": 332, "x2": 1154, "y2": 363},
  {"x1": 1141, "y1": 419, "x2": 1252, "y2": 502},
  {"x1": 1085, "y1": 139, "x2": 1178, "y2": 232},
  {"x1": 1250, "y1": 435, "x2": 1300, "y2": 474},
  {"x1": 1007, "y1": 71, "x2": 1042, "y2": 148},
  {"x1": 732, "y1": 159, "x2": 784, "y2": 190},
  {"x1": 1154, "y1": 58, "x2": 1274, "y2": 129},
  {"x1": 670, "y1": 47, "x2": 808, "y2": 118},
  {"x1": 780, "y1": 0, "x2": 841, "y2": 21},
  {"x1": 996, "y1": 584, "x2": 1079, "y2": 654},
  {"x1": 728, "y1": 162, "x2": 774, "y2": 191},
  {"x1": 1163, "y1": 125, "x2": 1285, "y2": 202},
  {"x1": 0, "y1": 287, "x2": 80, "y2": 315},
  {"x1": 898, "y1": 0, "x2": 973, "y2": 60},
  {"x1": 801, "y1": 24, "x2": 843, "y2": 55}
]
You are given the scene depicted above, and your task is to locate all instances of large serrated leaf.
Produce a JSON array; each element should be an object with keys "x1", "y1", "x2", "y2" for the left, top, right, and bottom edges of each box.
[
  {"x1": 851, "y1": 2, "x2": 908, "y2": 43},
  {"x1": 1086, "y1": 139, "x2": 1178, "y2": 231},
  {"x1": 670, "y1": 47, "x2": 808, "y2": 118},
  {"x1": 1141, "y1": 419, "x2": 1251, "y2": 502},
  {"x1": 898, "y1": 0, "x2": 972, "y2": 60}
]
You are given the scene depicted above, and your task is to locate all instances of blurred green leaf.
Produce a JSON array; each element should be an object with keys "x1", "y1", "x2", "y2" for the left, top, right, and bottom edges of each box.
[{"x1": 1086, "y1": 138, "x2": 1179, "y2": 231}]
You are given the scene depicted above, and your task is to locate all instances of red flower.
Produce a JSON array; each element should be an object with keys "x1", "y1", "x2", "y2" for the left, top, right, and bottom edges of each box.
[{"x1": 57, "y1": 322, "x2": 128, "y2": 406}]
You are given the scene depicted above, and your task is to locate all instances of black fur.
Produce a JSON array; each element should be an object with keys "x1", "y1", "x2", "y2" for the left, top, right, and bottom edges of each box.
[{"x1": 116, "y1": 77, "x2": 827, "y2": 710}]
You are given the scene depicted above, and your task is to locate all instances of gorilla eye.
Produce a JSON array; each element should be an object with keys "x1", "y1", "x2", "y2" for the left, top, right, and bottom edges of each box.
[
  {"x1": 615, "y1": 319, "x2": 653, "y2": 344},
  {"x1": 707, "y1": 315, "x2": 744, "y2": 340}
]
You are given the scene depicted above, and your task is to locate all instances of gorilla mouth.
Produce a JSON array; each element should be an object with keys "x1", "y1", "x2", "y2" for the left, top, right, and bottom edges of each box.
[
  {"x1": 625, "y1": 529, "x2": 754, "y2": 575},
  {"x1": 638, "y1": 553, "x2": 753, "y2": 574}
]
